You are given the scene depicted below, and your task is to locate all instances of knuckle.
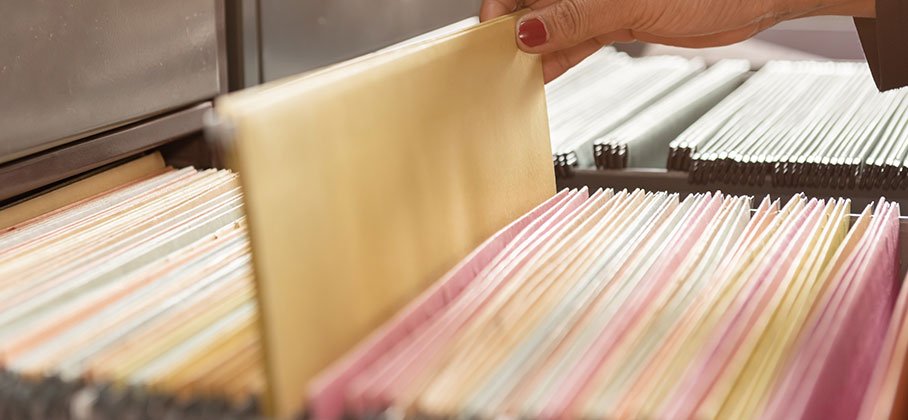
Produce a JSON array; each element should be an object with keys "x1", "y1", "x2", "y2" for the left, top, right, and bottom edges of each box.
[
  {"x1": 550, "y1": 0, "x2": 588, "y2": 43},
  {"x1": 622, "y1": 0, "x2": 653, "y2": 30}
]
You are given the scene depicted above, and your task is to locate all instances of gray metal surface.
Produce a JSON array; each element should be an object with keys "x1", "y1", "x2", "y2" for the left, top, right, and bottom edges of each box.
[
  {"x1": 558, "y1": 168, "x2": 908, "y2": 212},
  {"x1": 257, "y1": 0, "x2": 482, "y2": 81},
  {"x1": 226, "y1": 0, "x2": 262, "y2": 90},
  {"x1": 0, "y1": 102, "x2": 212, "y2": 203},
  {"x1": 0, "y1": 0, "x2": 222, "y2": 164}
]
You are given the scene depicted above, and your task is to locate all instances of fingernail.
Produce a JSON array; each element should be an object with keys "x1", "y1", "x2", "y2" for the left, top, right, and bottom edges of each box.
[{"x1": 518, "y1": 18, "x2": 548, "y2": 47}]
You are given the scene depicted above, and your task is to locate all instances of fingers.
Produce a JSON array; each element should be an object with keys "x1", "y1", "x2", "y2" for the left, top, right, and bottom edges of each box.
[
  {"x1": 540, "y1": 39, "x2": 608, "y2": 82},
  {"x1": 632, "y1": 18, "x2": 778, "y2": 48},
  {"x1": 516, "y1": 0, "x2": 636, "y2": 53}
]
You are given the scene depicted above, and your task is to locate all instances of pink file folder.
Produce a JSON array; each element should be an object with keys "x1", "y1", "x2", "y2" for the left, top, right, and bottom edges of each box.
[{"x1": 306, "y1": 189, "x2": 583, "y2": 419}]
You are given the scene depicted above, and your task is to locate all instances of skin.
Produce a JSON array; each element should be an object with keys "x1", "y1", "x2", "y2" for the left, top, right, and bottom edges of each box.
[{"x1": 480, "y1": 0, "x2": 877, "y2": 82}]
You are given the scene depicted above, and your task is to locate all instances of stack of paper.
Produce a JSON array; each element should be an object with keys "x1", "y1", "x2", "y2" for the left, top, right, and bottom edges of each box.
[
  {"x1": 860, "y1": 250, "x2": 908, "y2": 420},
  {"x1": 668, "y1": 61, "x2": 908, "y2": 188},
  {"x1": 763, "y1": 199, "x2": 900, "y2": 419},
  {"x1": 594, "y1": 59, "x2": 749, "y2": 169},
  {"x1": 546, "y1": 48, "x2": 704, "y2": 174},
  {"x1": 0, "y1": 157, "x2": 261, "y2": 418},
  {"x1": 308, "y1": 187, "x2": 902, "y2": 419}
]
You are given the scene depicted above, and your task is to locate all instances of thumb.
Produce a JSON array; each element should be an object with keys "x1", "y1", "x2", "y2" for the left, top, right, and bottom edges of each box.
[{"x1": 516, "y1": 0, "x2": 629, "y2": 53}]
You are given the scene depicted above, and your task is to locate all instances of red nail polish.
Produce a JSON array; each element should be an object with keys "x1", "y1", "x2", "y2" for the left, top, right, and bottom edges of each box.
[{"x1": 518, "y1": 18, "x2": 547, "y2": 47}]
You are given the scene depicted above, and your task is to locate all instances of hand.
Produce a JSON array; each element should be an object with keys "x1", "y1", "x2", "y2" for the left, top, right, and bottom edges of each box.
[{"x1": 481, "y1": 0, "x2": 875, "y2": 81}]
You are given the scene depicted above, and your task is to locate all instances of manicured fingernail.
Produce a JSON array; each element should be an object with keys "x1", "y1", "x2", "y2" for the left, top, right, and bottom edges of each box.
[{"x1": 518, "y1": 18, "x2": 548, "y2": 47}]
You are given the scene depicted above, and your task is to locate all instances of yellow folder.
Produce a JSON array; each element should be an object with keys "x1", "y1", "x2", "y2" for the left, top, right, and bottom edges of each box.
[{"x1": 213, "y1": 13, "x2": 555, "y2": 417}]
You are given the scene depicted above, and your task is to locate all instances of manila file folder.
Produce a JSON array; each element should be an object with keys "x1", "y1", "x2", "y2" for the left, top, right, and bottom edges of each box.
[{"x1": 213, "y1": 13, "x2": 555, "y2": 417}]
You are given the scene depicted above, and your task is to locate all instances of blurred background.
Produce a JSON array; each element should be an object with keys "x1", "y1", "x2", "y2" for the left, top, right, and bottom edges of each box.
[
  {"x1": 0, "y1": 0, "x2": 867, "y2": 202},
  {"x1": 226, "y1": 1, "x2": 864, "y2": 87}
]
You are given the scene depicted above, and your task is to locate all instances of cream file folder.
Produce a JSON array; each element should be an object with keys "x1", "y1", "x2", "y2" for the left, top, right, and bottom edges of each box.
[
  {"x1": 0, "y1": 153, "x2": 166, "y2": 230},
  {"x1": 213, "y1": 13, "x2": 555, "y2": 417}
]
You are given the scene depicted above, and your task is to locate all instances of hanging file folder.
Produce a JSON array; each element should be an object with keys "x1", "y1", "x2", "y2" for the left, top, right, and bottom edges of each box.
[{"x1": 213, "y1": 13, "x2": 556, "y2": 417}]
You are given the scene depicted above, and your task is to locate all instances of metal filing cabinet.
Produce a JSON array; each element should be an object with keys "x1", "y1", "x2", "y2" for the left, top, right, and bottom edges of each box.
[
  {"x1": 227, "y1": 0, "x2": 482, "y2": 88},
  {"x1": 0, "y1": 0, "x2": 225, "y2": 201}
]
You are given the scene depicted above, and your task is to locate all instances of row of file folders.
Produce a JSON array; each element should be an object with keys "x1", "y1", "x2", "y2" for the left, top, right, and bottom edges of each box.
[
  {"x1": 1, "y1": 153, "x2": 908, "y2": 419},
  {"x1": 553, "y1": 48, "x2": 908, "y2": 190}
]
